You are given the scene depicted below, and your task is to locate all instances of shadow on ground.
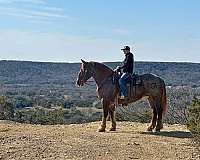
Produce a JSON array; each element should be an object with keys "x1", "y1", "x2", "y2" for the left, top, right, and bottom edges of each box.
[{"x1": 141, "y1": 131, "x2": 193, "y2": 138}]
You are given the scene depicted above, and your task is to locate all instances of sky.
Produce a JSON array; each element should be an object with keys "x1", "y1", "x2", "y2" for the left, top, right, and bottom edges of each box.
[{"x1": 0, "y1": 0, "x2": 199, "y2": 63}]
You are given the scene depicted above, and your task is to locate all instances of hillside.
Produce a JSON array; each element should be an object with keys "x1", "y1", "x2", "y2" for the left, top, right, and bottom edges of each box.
[
  {"x1": 0, "y1": 120, "x2": 199, "y2": 160},
  {"x1": 0, "y1": 60, "x2": 200, "y2": 126},
  {"x1": 0, "y1": 60, "x2": 199, "y2": 87},
  {"x1": 0, "y1": 60, "x2": 199, "y2": 103}
]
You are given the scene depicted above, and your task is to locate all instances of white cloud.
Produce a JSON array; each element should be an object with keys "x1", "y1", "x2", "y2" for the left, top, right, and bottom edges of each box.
[
  {"x1": 0, "y1": 30, "x2": 123, "y2": 62},
  {"x1": 0, "y1": 30, "x2": 199, "y2": 63},
  {"x1": 0, "y1": 7, "x2": 69, "y2": 18},
  {"x1": 135, "y1": 40, "x2": 200, "y2": 63},
  {"x1": 0, "y1": 1, "x2": 74, "y2": 22},
  {"x1": 41, "y1": 6, "x2": 64, "y2": 12},
  {"x1": 112, "y1": 28, "x2": 132, "y2": 35},
  {"x1": 0, "y1": 0, "x2": 45, "y2": 4}
]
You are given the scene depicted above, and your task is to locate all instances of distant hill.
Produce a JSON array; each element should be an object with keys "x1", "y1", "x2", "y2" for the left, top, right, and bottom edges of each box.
[{"x1": 0, "y1": 60, "x2": 199, "y2": 102}]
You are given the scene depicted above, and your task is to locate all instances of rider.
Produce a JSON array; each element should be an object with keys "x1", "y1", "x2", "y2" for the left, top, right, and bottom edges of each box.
[{"x1": 115, "y1": 46, "x2": 134, "y2": 100}]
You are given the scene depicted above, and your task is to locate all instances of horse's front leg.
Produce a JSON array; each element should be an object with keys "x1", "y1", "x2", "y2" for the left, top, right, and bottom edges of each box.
[
  {"x1": 98, "y1": 99, "x2": 109, "y2": 132},
  {"x1": 108, "y1": 104, "x2": 116, "y2": 131}
]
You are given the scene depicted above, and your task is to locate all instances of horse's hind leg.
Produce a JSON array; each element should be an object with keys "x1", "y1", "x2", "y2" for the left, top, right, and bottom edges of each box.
[
  {"x1": 98, "y1": 99, "x2": 109, "y2": 132},
  {"x1": 155, "y1": 103, "x2": 163, "y2": 132},
  {"x1": 108, "y1": 104, "x2": 116, "y2": 131},
  {"x1": 147, "y1": 97, "x2": 157, "y2": 132}
]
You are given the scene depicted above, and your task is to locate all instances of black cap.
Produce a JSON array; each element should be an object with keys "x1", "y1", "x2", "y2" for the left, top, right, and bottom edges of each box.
[{"x1": 121, "y1": 46, "x2": 130, "y2": 51}]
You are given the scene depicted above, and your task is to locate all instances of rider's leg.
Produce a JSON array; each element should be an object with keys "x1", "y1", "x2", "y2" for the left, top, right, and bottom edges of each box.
[{"x1": 119, "y1": 72, "x2": 130, "y2": 97}]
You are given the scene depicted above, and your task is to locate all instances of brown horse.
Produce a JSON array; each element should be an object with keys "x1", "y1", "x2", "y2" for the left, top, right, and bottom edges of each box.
[{"x1": 76, "y1": 59, "x2": 167, "y2": 132}]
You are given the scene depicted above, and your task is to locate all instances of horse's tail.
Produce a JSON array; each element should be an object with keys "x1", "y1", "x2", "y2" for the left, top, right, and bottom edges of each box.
[{"x1": 161, "y1": 81, "x2": 167, "y2": 115}]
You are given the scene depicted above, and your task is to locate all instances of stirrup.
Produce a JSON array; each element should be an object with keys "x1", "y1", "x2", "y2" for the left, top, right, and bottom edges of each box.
[{"x1": 119, "y1": 95, "x2": 125, "y2": 100}]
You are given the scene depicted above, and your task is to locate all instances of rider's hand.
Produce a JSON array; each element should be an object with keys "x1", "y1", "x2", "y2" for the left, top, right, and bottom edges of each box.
[
  {"x1": 114, "y1": 66, "x2": 120, "y2": 72},
  {"x1": 114, "y1": 68, "x2": 118, "y2": 72}
]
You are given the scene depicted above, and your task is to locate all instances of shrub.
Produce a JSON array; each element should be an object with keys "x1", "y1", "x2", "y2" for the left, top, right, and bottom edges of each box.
[
  {"x1": 187, "y1": 97, "x2": 200, "y2": 145},
  {"x1": 15, "y1": 97, "x2": 33, "y2": 108},
  {"x1": 14, "y1": 107, "x2": 65, "y2": 125},
  {"x1": 116, "y1": 105, "x2": 152, "y2": 123},
  {"x1": 0, "y1": 96, "x2": 14, "y2": 120}
]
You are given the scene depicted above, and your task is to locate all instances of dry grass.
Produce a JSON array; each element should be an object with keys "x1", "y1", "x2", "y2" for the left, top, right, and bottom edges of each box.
[{"x1": 0, "y1": 120, "x2": 199, "y2": 160}]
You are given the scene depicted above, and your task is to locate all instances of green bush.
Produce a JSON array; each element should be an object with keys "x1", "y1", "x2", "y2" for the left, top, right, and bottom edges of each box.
[
  {"x1": 187, "y1": 97, "x2": 200, "y2": 145},
  {"x1": 15, "y1": 107, "x2": 65, "y2": 125},
  {"x1": 0, "y1": 96, "x2": 14, "y2": 120},
  {"x1": 116, "y1": 107, "x2": 152, "y2": 123},
  {"x1": 15, "y1": 97, "x2": 33, "y2": 108}
]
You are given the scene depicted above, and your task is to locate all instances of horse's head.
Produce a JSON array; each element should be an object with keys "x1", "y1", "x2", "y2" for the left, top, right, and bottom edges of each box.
[{"x1": 76, "y1": 59, "x2": 94, "y2": 86}]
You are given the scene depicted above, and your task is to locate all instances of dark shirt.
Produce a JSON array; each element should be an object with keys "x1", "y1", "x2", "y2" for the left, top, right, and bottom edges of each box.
[{"x1": 119, "y1": 52, "x2": 134, "y2": 74}]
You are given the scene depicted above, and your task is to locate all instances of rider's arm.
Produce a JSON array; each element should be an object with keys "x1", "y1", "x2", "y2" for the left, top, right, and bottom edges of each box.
[{"x1": 119, "y1": 54, "x2": 133, "y2": 69}]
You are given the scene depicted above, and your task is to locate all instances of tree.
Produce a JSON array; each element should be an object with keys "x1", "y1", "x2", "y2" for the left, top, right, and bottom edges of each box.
[
  {"x1": 187, "y1": 97, "x2": 200, "y2": 146},
  {"x1": 0, "y1": 96, "x2": 14, "y2": 120}
]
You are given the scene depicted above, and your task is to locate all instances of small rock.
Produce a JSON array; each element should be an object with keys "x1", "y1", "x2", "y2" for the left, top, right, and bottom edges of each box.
[{"x1": 133, "y1": 142, "x2": 140, "y2": 145}]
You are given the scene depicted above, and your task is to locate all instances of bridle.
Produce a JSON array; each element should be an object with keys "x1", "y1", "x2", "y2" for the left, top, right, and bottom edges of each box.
[
  {"x1": 78, "y1": 63, "x2": 117, "y2": 88},
  {"x1": 79, "y1": 67, "x2": 95, "y2": 86}
]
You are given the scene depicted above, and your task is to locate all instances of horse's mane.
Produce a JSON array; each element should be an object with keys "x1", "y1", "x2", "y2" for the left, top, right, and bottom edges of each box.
[{"x1": 89, "y1": 61, "x2": 114, "y2": 74}]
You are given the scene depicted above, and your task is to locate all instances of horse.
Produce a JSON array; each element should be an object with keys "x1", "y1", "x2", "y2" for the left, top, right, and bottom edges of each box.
[{"x1": 76, "y1": 59, "x2": 167, "y2": 132}]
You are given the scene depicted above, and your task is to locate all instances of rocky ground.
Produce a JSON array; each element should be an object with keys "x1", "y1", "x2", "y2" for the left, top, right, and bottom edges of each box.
[{"x1": 0, "y1": 120, "x2": 199, "y2": 160}]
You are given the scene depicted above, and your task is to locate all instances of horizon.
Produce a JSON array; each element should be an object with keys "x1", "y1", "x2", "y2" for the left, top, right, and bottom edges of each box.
[
  {"x1": 0, "y1": 0, "x2": 200, "y2": 63},
  {"x1": 0, "y1": 59, "x2": 199, "y2": 64}
]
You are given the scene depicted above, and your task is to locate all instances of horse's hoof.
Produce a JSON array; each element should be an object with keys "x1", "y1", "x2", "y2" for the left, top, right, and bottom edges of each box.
[
  {"x1": 155, "y1": 128, "x2": 160, "y2": 132},
  {"x1": 98, "y1": 128, "x2": 106, "y2": 132},
  {"x1": 122, "y1": 102, "x2": 128, "y2": 106},
  {"x1": 109, "y1": 127, "x2": 116, "y2": 131},
  {"x1": 147, "y1": 127, "x2": 153, "y2": 132}
]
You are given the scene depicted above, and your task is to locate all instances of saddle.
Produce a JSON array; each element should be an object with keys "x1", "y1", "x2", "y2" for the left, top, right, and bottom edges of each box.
[
  {"x1": 112, "y1": 73, "x2": 142, "y2": 86},
  {"x1": 126, "y1": 73, "x2": 142, "y2": 86},
  {"x1": 112, "y1": 72, "x2": 142, "y2": 98}
]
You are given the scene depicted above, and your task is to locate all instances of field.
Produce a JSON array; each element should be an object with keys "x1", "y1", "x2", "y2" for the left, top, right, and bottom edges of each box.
[{"x1": 0, "y1": 120, "x2": 199, "y2": 160}]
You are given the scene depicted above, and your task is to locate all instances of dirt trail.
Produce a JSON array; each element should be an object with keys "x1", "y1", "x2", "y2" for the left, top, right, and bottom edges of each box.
[{"x1": 0, "y1": 120, "x2": 199, "y2": 160}]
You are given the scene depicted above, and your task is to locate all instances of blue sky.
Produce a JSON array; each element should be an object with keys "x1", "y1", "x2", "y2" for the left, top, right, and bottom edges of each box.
[{"x1": 0, "y1": 0, "x2": 199, "y2": 63}]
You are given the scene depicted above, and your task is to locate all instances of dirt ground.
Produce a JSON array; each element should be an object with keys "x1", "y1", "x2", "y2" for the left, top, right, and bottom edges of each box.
[{"x1": 0, "y1": 120, "x2": 199, "y2": 160}]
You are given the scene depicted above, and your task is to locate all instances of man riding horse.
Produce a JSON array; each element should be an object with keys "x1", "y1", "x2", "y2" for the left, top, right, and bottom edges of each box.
[
  {"x1": 115, "y1": 46, "x2": 134, "y2": 100},
  {"x1": 76, "y1": 47, "x2": 167, "y2": 132}
]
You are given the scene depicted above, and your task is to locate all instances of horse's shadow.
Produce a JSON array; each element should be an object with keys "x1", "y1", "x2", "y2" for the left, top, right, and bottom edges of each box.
[
  {"x1": 141, "y1": 131, "x2": 193, "y2": 139},
  {"x1": 109, "y1": 130, "x2": 193, "y2": 139}
]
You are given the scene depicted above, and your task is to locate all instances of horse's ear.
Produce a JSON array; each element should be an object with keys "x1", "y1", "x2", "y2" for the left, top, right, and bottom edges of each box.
[{"x1": 81, "y1": 59, "x2": 87, "y2": 64}]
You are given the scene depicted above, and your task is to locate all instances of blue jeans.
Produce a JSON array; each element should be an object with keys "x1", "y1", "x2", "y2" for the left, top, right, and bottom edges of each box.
[{"x1": 119, "y1": 72, "x2": 130, "y2": 97}]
